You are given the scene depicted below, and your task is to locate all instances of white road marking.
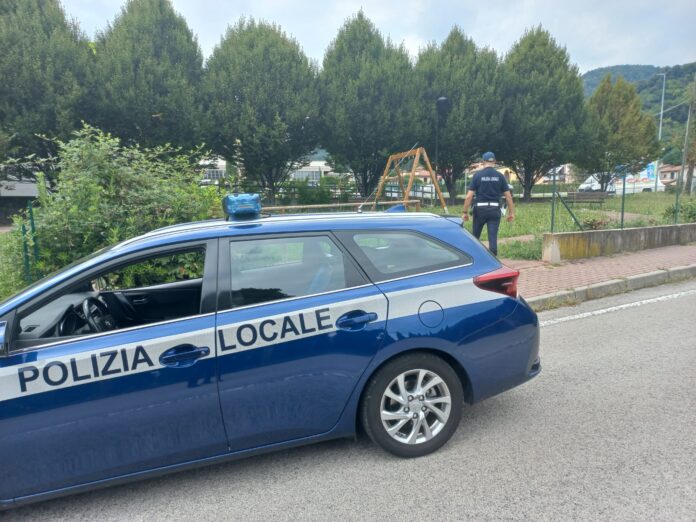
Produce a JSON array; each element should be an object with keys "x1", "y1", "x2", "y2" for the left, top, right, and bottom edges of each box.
[{"x1": 539, "y1": 289, "x2": 696, "y2": 328}]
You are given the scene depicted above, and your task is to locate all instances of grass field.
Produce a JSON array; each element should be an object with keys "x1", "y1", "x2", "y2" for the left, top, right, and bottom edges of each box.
[{"x1": 425, "y1": 192, "x2": 696, "y2": 260}]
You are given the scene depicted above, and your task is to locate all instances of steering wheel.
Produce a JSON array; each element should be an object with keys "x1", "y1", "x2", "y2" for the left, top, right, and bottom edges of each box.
[{"x1": 82, "y1": 297, "x2": 118, "y2": 333}]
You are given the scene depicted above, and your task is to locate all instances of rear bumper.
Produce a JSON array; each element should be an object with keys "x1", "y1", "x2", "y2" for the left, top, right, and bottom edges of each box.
[{"x1": 458, "y1": 299, "x2": 541, "y2": 404}]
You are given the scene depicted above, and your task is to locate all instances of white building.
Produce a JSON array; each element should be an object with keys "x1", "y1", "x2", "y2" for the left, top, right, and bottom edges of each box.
[
  {"x1": 200, "y1": 157, "x2": 227, "y2": 184},
  {"x1": 288, "y1": 160, "x2": 334, "y2": 185},
  {"x1": 199, "y1": 153, "x2": 351, "y2": 188}
]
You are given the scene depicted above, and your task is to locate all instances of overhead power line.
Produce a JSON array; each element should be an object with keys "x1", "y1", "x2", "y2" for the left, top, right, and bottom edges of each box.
[{"x1": 653, "y1": 99, "x2": 689, "y2": 117}]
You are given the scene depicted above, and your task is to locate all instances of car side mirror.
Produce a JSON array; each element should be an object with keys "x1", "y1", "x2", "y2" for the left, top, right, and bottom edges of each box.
[{"x1": 0, "y1": 321, "x2": 7, "y2": 356}]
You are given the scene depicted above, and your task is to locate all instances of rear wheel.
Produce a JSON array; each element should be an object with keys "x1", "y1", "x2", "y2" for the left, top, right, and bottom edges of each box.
[{"x1": 360, "y1": 353, "x2": 463, "y2": 458}]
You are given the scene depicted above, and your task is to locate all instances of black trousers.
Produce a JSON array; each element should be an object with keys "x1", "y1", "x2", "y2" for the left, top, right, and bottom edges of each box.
[{"x1": 472, "y1": 206, "x2": 502, "y2": 256}]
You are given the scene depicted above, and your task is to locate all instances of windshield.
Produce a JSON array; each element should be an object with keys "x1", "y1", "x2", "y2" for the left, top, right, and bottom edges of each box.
[{"x1": 0, "y1": 245, "x2": 113, "y2": 309}]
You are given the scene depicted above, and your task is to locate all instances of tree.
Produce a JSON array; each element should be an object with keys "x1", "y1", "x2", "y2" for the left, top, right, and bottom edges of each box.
[
  {"x1": 320, "y1": 12, "x2": 415, "y2": 197},
  {"x1": 498, "y1": 27, "x2": 588, "y2": 201},
  {"x1": 584, "y1": 74, "x2": 659, "y2": 191},
  {"x1": 414, "y1": 27, "x2": 501, "y2": 204},
  {"x1": 203, "y1": 20, "x2": 318, "y2": 203},
  {"x1": 0, "y1": 0, "x2": 91, "y2": 161},
  {"x1": 635, "y1": 62, "x2": 696, "y2": 164},
  {"x1": 91, "y1": 0, "x2": 203, "y2": 149}
]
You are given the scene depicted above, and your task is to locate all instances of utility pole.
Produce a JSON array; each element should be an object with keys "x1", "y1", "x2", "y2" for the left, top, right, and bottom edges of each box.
[
  {"x1": 435, "y1": 96, "x2": 449, "y2": 175},
  {"x1": 675, "y1": 73, "x2": 695, "y2": 223},
  {"x1": 655, "y1": 73, "x2": 667, "y2": 192}
]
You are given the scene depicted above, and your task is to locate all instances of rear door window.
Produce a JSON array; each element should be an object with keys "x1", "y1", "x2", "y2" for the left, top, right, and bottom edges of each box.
[
  {"x1": 228, "y1": 235, "x2": 364, "y2": 308},
  {"x1": 337, "y1": 230, "x2": 470, "y2": 281}
]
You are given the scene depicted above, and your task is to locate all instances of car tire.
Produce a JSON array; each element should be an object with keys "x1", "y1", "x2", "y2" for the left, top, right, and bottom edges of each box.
[{"x1": 360, "y1": 352, "x2": 463, "y2": 458}]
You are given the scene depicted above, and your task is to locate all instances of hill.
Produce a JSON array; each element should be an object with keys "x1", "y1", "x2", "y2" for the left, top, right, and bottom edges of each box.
[
  {"x1": 583, "y1": 62, "x2": 695, "y2": 163},
  {"x1": 634, "y1": 62, "x2": 695, "y2": 162},
  {"x1": 582, "y1": 65, "x2": 658, "y2": 97}
]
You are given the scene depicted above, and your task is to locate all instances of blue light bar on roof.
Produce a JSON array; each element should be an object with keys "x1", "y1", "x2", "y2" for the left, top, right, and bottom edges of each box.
[{"x1": 222, "y1": 193, "x2": 262, "y2": 220}]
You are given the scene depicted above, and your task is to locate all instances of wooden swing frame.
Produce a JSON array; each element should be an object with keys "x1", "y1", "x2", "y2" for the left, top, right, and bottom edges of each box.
[{"x1": 371, "y1": 147, "x2": 449, "y2": 213}]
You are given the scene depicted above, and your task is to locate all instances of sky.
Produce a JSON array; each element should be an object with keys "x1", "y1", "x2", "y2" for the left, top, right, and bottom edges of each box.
[{"x1": 60, "y1": 0, "x2": 696, "y2": 73}]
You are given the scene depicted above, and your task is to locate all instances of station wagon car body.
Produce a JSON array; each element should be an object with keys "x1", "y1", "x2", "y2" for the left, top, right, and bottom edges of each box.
[{"x1": 0, "y1": 211, "x2": 540, "y2": 508}]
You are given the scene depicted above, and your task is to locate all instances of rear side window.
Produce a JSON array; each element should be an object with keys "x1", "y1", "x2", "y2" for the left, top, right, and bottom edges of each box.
[
  {"x1": 229, "y1": 235, "x2": 362, "y2": 308},
  {"x1": 339, "y1": 230, "x2": 470, "y2": 281}
]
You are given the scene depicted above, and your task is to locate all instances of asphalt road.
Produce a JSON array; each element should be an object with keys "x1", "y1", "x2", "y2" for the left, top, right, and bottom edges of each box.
[{"x1": 4, "y1": 280, "x2": 696, "y2": 521}]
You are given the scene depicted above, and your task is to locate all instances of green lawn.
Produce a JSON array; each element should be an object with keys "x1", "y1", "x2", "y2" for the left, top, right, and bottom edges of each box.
[
  {"x1": 425, "y1": 192, "x2": 696, "y2": 260},
  {"x1": 429, "y1": 192, "x2": 694, "y2": 237}
]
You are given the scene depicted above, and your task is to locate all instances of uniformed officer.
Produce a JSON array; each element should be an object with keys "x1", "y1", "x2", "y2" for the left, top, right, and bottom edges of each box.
[{"x1": 461, "y1": 151, "x2": 515, "y2": 256}]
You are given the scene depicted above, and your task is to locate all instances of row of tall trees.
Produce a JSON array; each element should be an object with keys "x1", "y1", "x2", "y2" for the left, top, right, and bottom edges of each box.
[{"x1": 1, "y1": 0, "x2": 664, "y2": 202}]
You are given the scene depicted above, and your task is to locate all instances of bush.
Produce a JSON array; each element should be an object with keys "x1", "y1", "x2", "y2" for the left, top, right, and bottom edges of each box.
[
  {"x1": 277, "y1": 176, "x2": 358, "y2": 206},
  {"x1": 663, "y1": 200, "x2": 696, "y2": 223},
  {"x1": 0, "y1": 229, "x2": 26, "y2": 299},
  {"x1": 582, "y1": 217, "x2": 610, "y2": 230},
  {"x1": 321, "y1": 175, "x2": 355, "y2": 203},
  {"x1": 0, "y1": 125, "x2": 221, "y2": 300},
  {"x1": 278, "y1": 179, "x2": 332, "y2": 206}
]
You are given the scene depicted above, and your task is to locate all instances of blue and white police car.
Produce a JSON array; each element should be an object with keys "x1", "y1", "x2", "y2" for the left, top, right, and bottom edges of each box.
[{"x1": 0, "y1": 197, "x2": 540, "y2": 508}]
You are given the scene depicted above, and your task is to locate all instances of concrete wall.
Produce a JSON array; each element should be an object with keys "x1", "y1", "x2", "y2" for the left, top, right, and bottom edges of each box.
[{"x1": 542, "y1": 224, "x2": 696, "y2": 263}]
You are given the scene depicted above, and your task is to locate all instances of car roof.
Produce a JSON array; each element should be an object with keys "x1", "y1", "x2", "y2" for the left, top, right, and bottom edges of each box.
[{"x1": 114, "y1": 212, "x2": 450, "y2": 252}]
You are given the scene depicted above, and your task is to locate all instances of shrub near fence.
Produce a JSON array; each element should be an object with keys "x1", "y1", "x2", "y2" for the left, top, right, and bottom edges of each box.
[
  {"x1": 278, "y1": 177, "x2": 356, "y2": 206},
  {"x1": 0, "y1": 126, "x2": 221, "y2": 300}
]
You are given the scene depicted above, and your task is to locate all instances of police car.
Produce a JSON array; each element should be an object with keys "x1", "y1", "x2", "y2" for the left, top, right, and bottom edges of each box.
[{"x1": 0, "y1": 196, "x2": 540, "y2": 508}]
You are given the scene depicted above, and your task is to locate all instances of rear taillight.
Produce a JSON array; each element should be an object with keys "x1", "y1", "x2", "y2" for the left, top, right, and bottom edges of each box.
[{"x1": 473, "y1": 266, "x2": 519, "y2": 298}]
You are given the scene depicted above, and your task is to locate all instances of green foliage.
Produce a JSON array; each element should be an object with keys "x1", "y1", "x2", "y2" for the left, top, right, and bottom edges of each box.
[
  {"x1": 0, "y1": 125, "x2": 220, "y2": 299},
  {"x1": 204, "y1": 19, "x2": 318, "y2": 203},
  {"x1": 664, "y1": 200, "x2": 696, "y2": 222},
  {"x1": 663, "y1": 148, "x2": 683, "y2": 165},
  {"x1": 498, "y1": 27, "x2": 588, "y2": 201},
  {"x1": 0, "y1": 0, "x2": 91, "y2": 159},
  {"x1": 101, "y1": 250, "x2": 205, "y2": 290},
  {"x1": 278, "y1": 179, "x2": 330, "y2": 206},
  {"x1": 497, "y1": 237, "x2": 542, "y2": 260},
  {"x1": 582, "y1": 75, "x2": 659, "y2": 189},
  {"x1": 414, "y1": 27, "x2": 501, "y2": 204},
  {"x1": 677, "y1": 81, "x2": 696, "y2": 194},
  {"x1": 635, "y1": 62, "x2": 696, "y2": 161},
  {"x1": 0, "y1": 226, "x2": 26, "y2": 300},
  {"x1": 582, "y1": 65, "x2": 658, "y2": 97},
  {"x1": 581, "y1": 217, "x2": 610, "y2": 230},
  {"x1": 430, "y1": 193, "x2": 689, "y2": 243},
  {"x1": 584, "y1": 62, "x2": 696, "y2": 164},
  {"x1": 91, "y1": 0, "x2": 203, "y2": 149},
  {"x1": 276, "y1": 176, "x2": 355, "y2": 206},
  {"x1": 322, "y1": 175, "x2": 355, "y2": 203},
  {"x1": 320, "y1": 12, "x2": 415, "y2": 196}
]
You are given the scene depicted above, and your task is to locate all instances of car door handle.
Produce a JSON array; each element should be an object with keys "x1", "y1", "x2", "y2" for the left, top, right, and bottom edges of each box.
[
  {"x1": 131, "y1": 296, "x2": 149, "y2": 305},
  {"x1": 159, "y1": 344, "x2": 210, "y2": 368},
  {"x1": 336, "y1": 311, "x2": 378, "y2": 331}
]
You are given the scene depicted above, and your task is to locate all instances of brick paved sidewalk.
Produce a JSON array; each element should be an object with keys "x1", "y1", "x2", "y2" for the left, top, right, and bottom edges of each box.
[{"x1": 502, "y1": 244, "x2": 696, "y2": 298}]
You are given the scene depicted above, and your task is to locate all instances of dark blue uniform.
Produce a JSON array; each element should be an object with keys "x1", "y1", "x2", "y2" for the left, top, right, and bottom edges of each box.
[{"x1": 469, "y1": 166, "x2": 509, "y2": 256}]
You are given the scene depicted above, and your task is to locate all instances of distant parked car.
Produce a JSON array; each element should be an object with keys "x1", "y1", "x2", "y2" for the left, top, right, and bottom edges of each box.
[{"x1": 578, "y1": 176, "x2": 616, "y2": 194}]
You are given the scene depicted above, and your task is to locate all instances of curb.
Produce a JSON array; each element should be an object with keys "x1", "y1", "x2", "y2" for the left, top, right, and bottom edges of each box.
[{"x1": 526, "y1": 263, "x2": 696, "y2": 312}]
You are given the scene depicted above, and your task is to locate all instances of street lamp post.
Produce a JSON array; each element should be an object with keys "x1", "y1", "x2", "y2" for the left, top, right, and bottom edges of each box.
[
  {"x1": 655, "y1": 73, "x2": 667, "y2": 192},
  {"x1": 435, "y1": 96, "x2": 449, "y2": 175}
]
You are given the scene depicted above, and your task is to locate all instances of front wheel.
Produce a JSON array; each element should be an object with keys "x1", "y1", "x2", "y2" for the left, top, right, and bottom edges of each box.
[{"x1": 360, "y1": 353, "x2": 463, "y2": 458}]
